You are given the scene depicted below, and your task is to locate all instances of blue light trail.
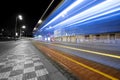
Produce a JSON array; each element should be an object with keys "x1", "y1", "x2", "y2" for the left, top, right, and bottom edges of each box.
[{"x1": 34, "y1": 0, "x2": 120, "y2": 36}]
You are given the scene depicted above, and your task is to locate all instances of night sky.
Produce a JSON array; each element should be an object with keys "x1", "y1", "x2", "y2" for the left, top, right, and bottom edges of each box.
[{"x1": 0, "y1": 0, "x2": 61, "y2": 37}]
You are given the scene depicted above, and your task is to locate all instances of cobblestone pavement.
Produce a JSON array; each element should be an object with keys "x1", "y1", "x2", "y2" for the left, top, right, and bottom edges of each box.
[{"x1": 0, "y1": 40, "x2": 67, "y2": 80}]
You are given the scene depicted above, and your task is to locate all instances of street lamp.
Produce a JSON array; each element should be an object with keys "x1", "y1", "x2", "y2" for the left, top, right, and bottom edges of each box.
[
  {"x1": 15, "y1": 15, "x2": 23, "y2": 40},
  {"x1": 20, "y1": 25, "x2": 26, "y2": 38},
  {"x1": 38, "y1": 20, "x2": 42, "y2": 24},
  {"x1": 22, "y1": 25, "x2": 26, "y2": 29},
  {"x1": 18, "y1": 15, "x2": 23, "y2": 20}
]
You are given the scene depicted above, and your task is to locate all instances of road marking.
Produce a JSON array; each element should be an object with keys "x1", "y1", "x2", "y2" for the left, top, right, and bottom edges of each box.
[
  {"x1": 57, "y1": 51, "x2": 119, "y2": 80},
  {"x1": 38, "y1": 42, "x2": 119, "y2": 80},
  {"x1": 49, "y1": 43, "x2": 120, "y2": 59}
]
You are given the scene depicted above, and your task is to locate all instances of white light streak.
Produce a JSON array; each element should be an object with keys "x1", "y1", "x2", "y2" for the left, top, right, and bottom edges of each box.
[
  {"x1": 50, "y1": 0, "x2": 120, "y2": 29},
  {"x1": 41, "y1": 0, "x2": 83, "y2": 29}
]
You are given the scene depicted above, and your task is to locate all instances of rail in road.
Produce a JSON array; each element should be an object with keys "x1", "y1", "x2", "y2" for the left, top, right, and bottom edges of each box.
[{"x1": 33, "y1": 41, "x2": 120, "y2": 80}]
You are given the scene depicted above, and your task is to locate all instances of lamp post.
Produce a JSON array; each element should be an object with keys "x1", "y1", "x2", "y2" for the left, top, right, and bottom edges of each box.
[
  {"x1": 15, "y1": 15, "x2": 23, "y2": 40},
  {"x1": 20, "y1": 25, "x2": 26, "y2": 39}
]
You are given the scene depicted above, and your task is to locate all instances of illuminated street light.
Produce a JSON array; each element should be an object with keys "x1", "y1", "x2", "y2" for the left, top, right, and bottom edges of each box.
[
  {"x1": 16, "y1": 32, "x2": 18, "y2": 36},
  {"x1": 15, "y1": 15, "x2": 23, "y2": 40},
  {"x1": 20, "y1": 25, "x2": 26, "y2": 38},
  {"x1": 18, "y1": 15, "x2": 23, "y2": 20},
  {"x1": 22, "y1": 25, "x2": 26, "y2": 29},
  {"x1": 38, "y1": 20, "x2": 42, "y2": 24},
  {"x1": 0, "y1": 29, "x2": 4, "y2": 36},
  {"x1": 34, "y1": 27, "x2": 37, "y2": 31}
]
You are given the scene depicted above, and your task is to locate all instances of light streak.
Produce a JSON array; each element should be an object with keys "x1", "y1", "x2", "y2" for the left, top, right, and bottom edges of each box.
[
  {"x1": 38, "y1": 42, "x2": 119, "y2": 80},
  {"x1": 41, "y1": 0, "x2": 83, "y2": 30},
  {"x1": 51, "y1": 0, "x2": 120, "y2": 29}
]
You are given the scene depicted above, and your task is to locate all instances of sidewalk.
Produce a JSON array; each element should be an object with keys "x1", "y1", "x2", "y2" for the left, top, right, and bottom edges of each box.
[{"x1": 0, "y1": 40, "x2": 68, "y2": 80}]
